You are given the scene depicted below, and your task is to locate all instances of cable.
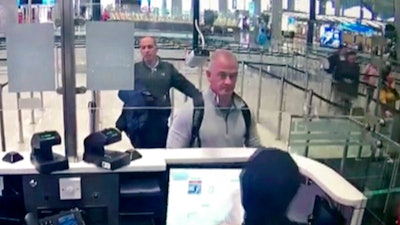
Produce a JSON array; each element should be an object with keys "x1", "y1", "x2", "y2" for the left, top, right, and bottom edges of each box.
[{"x1": 194, "y1": 19, "x2": 205, "y2": 49}]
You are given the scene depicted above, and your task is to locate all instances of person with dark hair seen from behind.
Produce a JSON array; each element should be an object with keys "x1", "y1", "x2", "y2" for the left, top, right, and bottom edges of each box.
[
  {"x1": 325, "y1": 44, "x2": 348, "y2": 75},
  {"x1": 379, "y1": 65, "x2": 399, "y2": 118},
  {"x1": 116, "y1": 36, "x2": 202, "y2": 149},
  {"x1": 241, "y1": 148, "x2": 303, "y2": 225},
  {"x1": 331, "y1": 51, "x2": 360, "y2": 114},
  {"x1": 219, "y1": 147, "x2": 305, "y2": 225}
]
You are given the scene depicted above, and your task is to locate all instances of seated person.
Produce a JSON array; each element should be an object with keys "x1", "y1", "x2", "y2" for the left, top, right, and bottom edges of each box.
[{"x1": 166, "y1": 49, "x2": 260, "y2": 148}]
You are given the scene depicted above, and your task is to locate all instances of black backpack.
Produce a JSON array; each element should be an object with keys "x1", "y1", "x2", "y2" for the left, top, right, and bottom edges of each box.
[{"x1": 189, "y1": 94, "x2": 252, "y2": 147}]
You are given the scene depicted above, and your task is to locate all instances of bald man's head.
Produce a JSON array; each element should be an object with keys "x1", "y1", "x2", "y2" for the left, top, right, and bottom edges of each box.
[
  {"x1": 140, "y1": 36, "x2": 158, "y2": 65},
  {"x1": 206, "y1": 50, "x2": 239, "y2": 99},
  {"x1": 208, "y1": 49, "x2": 238, "y2": 71}
]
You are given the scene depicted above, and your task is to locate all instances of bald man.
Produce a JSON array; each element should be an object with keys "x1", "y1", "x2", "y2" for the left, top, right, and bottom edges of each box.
[
  {"x1": 116, "y1": 36, "x2": 201, "y2": 148},
  {"x1": 166, "y1": 49, "x2": 260, "y2": 148}
]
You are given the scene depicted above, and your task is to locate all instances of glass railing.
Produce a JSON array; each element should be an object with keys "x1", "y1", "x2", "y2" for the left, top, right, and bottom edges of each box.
[{"x1": 288, "y1": 114, "x2": 400, "y2": 225}]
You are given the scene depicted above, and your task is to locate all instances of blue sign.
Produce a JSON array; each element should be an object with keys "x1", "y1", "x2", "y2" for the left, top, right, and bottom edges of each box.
[{"x1": 188, "y1": 180, "x2": 202, "y2": 195}]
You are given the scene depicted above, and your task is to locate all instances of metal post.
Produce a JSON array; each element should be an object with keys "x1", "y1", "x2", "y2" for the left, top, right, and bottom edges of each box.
[
  {"x1": 283, "y1": 63, "x2": 288, "y2": 110},
  {"x1": 395, "y1": 0, "x2": 400, "y2": 60},
  {"x1": 305, "y1": 89, "x2": 313, "y2": 117},
  {"x1": 60, "y1": 0, "x2": 78, "y2": 160},
  {"x1": 240, "y1": 60, "x2": 245, "y2": 95},
  {"x1": 40, "y1": 92, "x2": 44, "y2": 109},
  {"x1": 30, "y1": 92, "x2": 35, "y2": 124},
  {"x1": 384, "y1": 156, "x2": 400, "y2": 213},
  {"x1": 28, "y1": 0, "x2": 36, "y2": 124},
  {"x1": 55, "y1": 46, "x2": 60, "y2": 88},
  {"x1": 334, "y1": 0, "x2": 341, "y2": 16},
  {"x1": 304, "y1": 52, "x2": 310, "y2": 89},
  {"x1": 192, "y1": 0, "x2": 200, "y2": 50},
  {"x1": 89, "y1": 91, "x2": 99, "y2": 133},
  {"x1": 16, "y1": 93, "x2": 24, "y2": 143},
  {"x1": 0, "y1": 85, "x2": 6, "y2": 152},
  {"x1": 340, "y1": 137, "x2": 350, "y2": 174},
  {"x1": 96, "y1": 91, "x2": 101, "y2": 126},
  {"x1": 27, "y1": 0, "x2": 32, "y2": 23},
  {"x1": 198, "y1": 66, "x2": 203, "y2": 90},
  {"x1": 374, "y1": 67, "x2": 384, "y2": 116},
  {"x1": 276, "y1": 72, "x2": 285, "y2": 140},
  {"x1": 256, "y1": 53, "x2": 263, "y2": 122},
  {"x1": 307, "y1": 0, "x2": 316, "y2": 45}
]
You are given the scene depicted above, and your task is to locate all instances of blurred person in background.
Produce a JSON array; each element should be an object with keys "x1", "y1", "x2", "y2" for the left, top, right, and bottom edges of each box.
[
  {"x1": 331, "y1": 51, "x2": 360, "y2": 114},
  {"x1": 379, "y1": 66, "x2": 399, "y2": 117},
  {"x1": 362, "y1": 61, "x2": 378, "y2": 110},
  {"x1": 325, "y1": 45, "x2": 348, "y2": 75}
]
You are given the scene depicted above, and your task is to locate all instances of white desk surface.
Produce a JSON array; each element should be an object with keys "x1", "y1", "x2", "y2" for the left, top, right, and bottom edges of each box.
[
  {"x1": 140, "y1": 148, "x2": 367, "y2": 209},
  {"x1": 0, "y1": 148, "x2": 366, "y2": 209},
  {"x1": 0, "y1": 151, "x2": 166, "y2": 174}
]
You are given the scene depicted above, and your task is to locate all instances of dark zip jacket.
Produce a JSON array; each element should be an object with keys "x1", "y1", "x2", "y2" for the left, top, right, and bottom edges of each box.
[{"x1": 134, "y1": 58, "x2": 201, "y2": 117}]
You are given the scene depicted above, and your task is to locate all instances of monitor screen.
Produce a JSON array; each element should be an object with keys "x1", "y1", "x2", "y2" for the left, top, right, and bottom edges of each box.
[
  {"x1": 58, "y1": 213, "x2": 78, "y2": 225},
  {"x1": 319, "y1": 25, "x2": 342, "y2": 49},
  {"x1": 167, "y1": 168, "x2": 243, "y2": 225}
]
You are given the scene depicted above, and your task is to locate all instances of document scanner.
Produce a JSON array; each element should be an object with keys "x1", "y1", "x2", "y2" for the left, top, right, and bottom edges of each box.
[
  {"x1": 30, "y1": 131, "x2": 69, "y2": 174},
  {"x1": 83, "y1": 128, "x2": 131, "y2": 170}
]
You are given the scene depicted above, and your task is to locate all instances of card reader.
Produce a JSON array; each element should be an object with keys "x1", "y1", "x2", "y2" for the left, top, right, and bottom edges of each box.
[
  {"x1": 25, "y1": 208, "x2": 85, "y2": 225},
  {"x1": 83, "y1": 128, "x2": 131, "y2": 170},
  {"x1": 30, "y1": 131, "x2": 69, "y2": 174}
]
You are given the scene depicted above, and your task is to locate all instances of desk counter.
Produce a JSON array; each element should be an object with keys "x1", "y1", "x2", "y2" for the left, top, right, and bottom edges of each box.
[
  {"x1": 0, "y1": 148, "x2": 367, "y2": 210},
  {"x1": 140, "y1": 148, "x2": 367, "y2": 209},
  {"x1": 0, "y1": 151, "x2": 166, "y2": 174}
]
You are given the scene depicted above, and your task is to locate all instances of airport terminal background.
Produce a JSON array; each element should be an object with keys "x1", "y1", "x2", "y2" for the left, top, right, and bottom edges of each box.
[{"x1": 0, "y1": 0, "x2": 400, "y2": 224}]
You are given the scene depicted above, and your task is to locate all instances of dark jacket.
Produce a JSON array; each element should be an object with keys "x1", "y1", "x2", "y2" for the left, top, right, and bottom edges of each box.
[
  {"x1": 116, "y1": 58, "x2": 201, "y2": 148},
  {"x1": 326, "y1": 53, "x2": 342, "y2": 74},
  {"x1": 115, "y1": 82, "x2": 154, "y2": 141},
  {"x1": 333, "y1": 61, "x2": 360, "y2": 98},
  {"x1": 134, "y1": 59, "x2": 201, "y2": 118}
]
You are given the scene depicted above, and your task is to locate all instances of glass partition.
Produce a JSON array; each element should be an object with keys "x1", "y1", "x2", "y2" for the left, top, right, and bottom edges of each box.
[{"x1": 288, "y1": 114, "x2": 400, "y2": 225}]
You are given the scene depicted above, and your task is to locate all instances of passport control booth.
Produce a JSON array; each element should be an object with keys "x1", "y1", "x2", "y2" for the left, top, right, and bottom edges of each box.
[{"x1": 0, "y1": 129, "x2": 366, "y2": 225}]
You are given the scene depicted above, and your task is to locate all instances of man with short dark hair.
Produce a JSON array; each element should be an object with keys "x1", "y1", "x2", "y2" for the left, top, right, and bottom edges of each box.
[{"x1": 116, "y1": 36, "x2": 201, "y2": 148}]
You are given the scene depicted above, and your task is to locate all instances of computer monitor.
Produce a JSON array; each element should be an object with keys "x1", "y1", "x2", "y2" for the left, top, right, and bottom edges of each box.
[{"x1": 166, "y1": 168, "x2": 243, "y2": 225}]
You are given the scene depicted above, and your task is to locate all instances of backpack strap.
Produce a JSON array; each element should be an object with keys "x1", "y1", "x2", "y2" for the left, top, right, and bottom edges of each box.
[
  {"x1": 234, "y1": 93, "x2": 252, "y2": 143},
  {"x1": 241, "y1": 102, "x2": 252, "y2": 143},
  {"x1": 190, "y1": 93, "x2": 251, "y2": 147},
  {"x1": 189, "y1": 96, "x2": 205, "y2": 147}
]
